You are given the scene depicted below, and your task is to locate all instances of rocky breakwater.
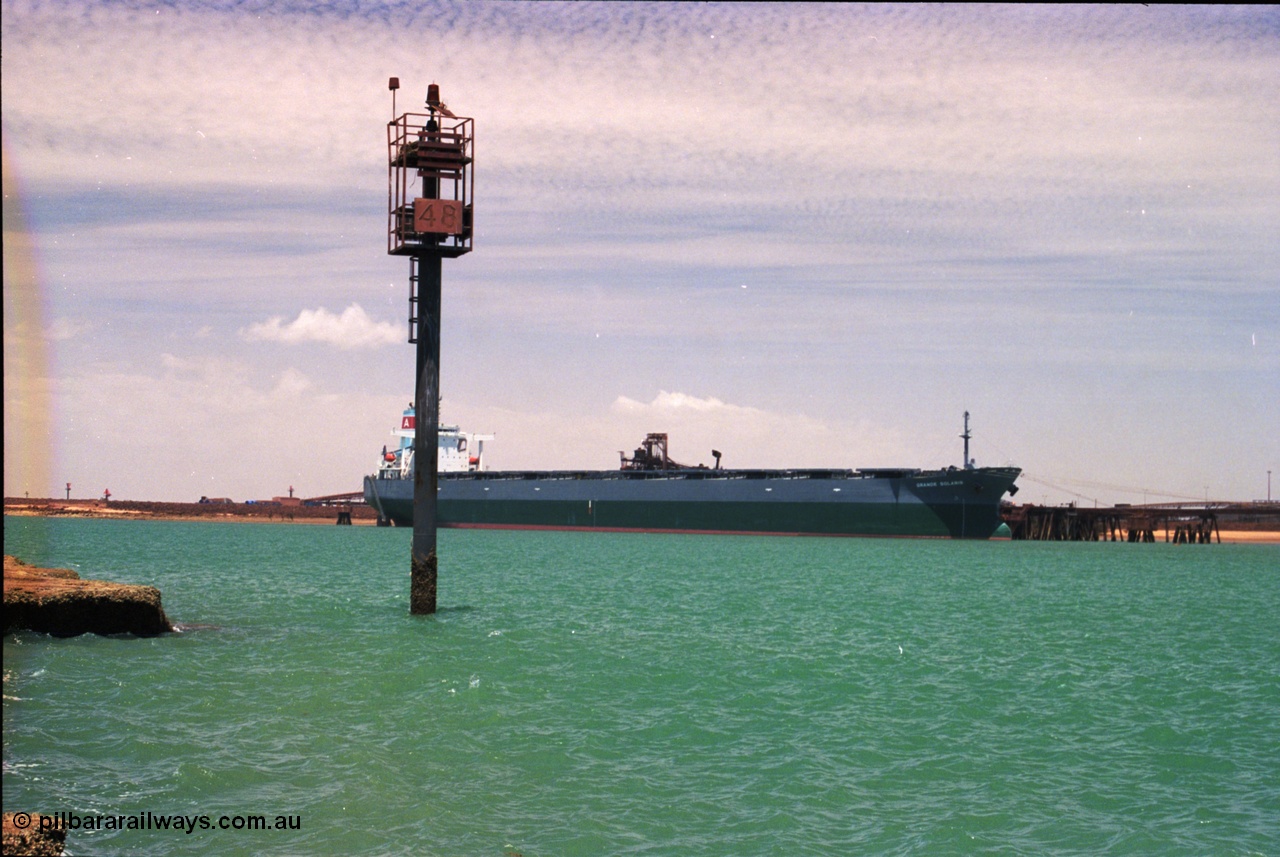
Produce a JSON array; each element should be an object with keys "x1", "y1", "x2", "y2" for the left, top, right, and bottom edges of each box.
[{"x1": 4, "y1": 556, "x2": 174, "y2": 637}]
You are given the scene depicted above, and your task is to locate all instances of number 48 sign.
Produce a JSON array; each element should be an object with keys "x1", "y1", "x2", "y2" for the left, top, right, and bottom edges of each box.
[{"x1": 414, "y1": 198, "x2": 464, "y2": 236}]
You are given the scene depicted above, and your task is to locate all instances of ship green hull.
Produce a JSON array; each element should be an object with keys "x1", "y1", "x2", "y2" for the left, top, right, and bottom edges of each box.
[
  {"x1": 433, "y1": 499, "x2": 956, "y2": 537},
  {"x1": 365, "y1": 466, "x2": 1020, "y2": 539}
]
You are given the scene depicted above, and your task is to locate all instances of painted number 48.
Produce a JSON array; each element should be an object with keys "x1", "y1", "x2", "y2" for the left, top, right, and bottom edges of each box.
[{"x1": 414, "y1": 198, "x2": 463, "y2": 235}]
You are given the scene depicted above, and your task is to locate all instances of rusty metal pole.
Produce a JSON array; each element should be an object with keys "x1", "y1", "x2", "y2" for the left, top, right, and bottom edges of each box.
[
  {"x1": 387, "y1": 80, "x2": 472, "y2": 615},
  {"x1": 410, "y1": 139, "x2": 443, "y2": 615},
  {"x1": 410, "y1": 254, "x2": 442, "y2": 614}
]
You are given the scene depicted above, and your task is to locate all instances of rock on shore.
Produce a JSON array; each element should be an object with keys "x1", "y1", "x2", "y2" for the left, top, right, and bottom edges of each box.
[
  {"x1": 2, "y1": 812, "x2": 65, "y2": 856},
  {"x1": 3, "y1": 556, "x2": 174, "y2": 637}
]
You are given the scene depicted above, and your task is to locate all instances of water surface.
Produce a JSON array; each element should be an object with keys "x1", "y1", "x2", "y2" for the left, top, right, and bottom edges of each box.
[{"x1": 4, "y1": 516, "x2": 1277, "y2": 855}]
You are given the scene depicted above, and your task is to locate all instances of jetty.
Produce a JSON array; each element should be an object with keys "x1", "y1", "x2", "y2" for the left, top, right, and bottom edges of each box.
[{"x1": 1002, "y1": 502, "x2": 1280, "y2": 543}]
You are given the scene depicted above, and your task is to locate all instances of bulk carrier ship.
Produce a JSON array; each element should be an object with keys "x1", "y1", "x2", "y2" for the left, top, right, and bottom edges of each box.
[{"x1": 363, "y1": 409, "x2": 1020, "y2": 539}]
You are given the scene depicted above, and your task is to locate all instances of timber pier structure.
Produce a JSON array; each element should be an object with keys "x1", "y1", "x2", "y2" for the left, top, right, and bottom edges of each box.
[{"x1": 1003, "y1": 502, "x2": 1279, "y2": 543}]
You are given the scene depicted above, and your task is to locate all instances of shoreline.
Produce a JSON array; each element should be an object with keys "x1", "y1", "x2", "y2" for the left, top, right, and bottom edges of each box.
[
  {"x1": 5, "y1": 498, "x2": 1278, "y2": 542},
  {"x1": 4, "y1": 498, "x2": 380, "y2": 526},
  {"x1": 1174, "y1": 530, "x2": 1280, "y2": 545}
]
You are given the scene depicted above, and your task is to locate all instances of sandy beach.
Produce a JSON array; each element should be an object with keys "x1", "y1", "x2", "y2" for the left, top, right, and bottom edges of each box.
[{"x1": 1212, "y1": 529, "x2": 1280, "y2": 545}]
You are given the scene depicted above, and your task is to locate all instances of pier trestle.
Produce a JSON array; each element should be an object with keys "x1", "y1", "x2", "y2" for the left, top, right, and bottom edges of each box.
[{"x1": 1004, "y1": 504, "x2": 1223, "y2": 544}]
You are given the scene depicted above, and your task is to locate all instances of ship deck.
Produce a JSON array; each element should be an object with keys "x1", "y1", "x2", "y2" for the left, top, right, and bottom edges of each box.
[{"x1": 413, "y1": 467, "x2": 933, "y2": 483}]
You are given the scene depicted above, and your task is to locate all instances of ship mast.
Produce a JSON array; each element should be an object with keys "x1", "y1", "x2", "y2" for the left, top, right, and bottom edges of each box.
[{"x1": 961, "y1": 411, "x2": 973, "y2": 470}]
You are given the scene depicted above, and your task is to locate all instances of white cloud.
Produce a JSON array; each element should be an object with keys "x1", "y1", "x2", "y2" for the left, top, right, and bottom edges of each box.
[
  {"x1": 447, "y1": 390, "x2": 917, "y2": 472},
  {"x1": 242, "y1": 304, "x2": 400, "y2": 350},
  {"x1": 50, "y1": 354, "x2": 403, "y2": 500},
  {"x1": 273, "y1": 367, "x2": 313, "y2": 397},
  {"x1": 613, "y1": 390, "x2": 764, "y2": 418},
  {"x1": 610, "y1": 390, "x2": 841, "y2": 468},
  {"x1": 47, "y1": 318, "x2": 93, "y2": 341}
]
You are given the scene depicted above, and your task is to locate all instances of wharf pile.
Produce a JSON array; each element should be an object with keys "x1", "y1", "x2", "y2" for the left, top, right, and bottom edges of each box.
[{"x1": 1003, "y1": 502, "x2": 1280, "y2": 543}]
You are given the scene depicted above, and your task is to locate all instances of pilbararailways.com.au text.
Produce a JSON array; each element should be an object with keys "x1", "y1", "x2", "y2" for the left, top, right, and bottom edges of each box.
[{"x1": 34, "y1": 811, "x2": 301, "y2": 834}]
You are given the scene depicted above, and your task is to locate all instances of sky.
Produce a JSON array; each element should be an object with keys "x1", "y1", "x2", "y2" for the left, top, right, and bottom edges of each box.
[{"x1": 3, "y1": 1, "x2": 1278, "y2": 506}]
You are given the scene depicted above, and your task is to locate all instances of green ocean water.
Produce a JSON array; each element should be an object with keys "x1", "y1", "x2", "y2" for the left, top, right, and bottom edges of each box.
[{"x1": 3, "y1": 515, "x2": 1278, "y2": 856}]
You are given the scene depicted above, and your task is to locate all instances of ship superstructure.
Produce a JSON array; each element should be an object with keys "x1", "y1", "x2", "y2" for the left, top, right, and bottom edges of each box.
[{"x1": 374, "y1": 404, "x2": 493, "y2": 480}]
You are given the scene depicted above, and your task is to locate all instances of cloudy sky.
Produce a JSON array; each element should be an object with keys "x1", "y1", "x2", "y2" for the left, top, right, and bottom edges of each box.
[{"x1": 4, "y1": 2, "x2": 1277, "y2": 506}]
